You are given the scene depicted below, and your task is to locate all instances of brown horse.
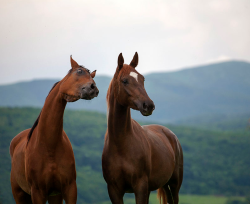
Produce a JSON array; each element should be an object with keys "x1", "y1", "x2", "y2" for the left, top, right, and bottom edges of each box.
[
  {"x1": 9, "y1": 56, "x2": 99, "y2": 204},
  {"x1": 102, "y1": 52, "x2": 183, "y2": 204}
]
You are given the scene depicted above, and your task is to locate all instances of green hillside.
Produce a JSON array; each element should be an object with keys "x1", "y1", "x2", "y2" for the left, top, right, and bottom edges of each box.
[
  {"x1": 141, "y1": 60, "x2": 250, "y2": 122},
  {"x1": 0, "y1": 107, "x2": 249, "y2": 203},
  {"x1": 175, "y1": 112, "x2": 250, "y2": 131},
  {"x1": 0, "y1": 61, "x2": 250, "y2": 123}
]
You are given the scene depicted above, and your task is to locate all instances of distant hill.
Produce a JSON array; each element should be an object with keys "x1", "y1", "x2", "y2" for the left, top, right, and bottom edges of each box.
[
  {"x1": 175, "y1": 112, "x2": 250, "y2": 131},
  {"x1": 0, "y1": 61, "x2": 250, "y2": 123},
  {"x1": 0, "y1": 107, "x2": 249, "y2": 203}
]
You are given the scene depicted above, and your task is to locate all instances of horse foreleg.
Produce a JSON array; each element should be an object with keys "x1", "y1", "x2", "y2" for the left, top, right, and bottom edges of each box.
[
  {"x1": 134, "y1": 180, "x2": 150, "y2": 204},
  {"x1": 11, "y1": 171, "x2": 32, "y2": 204},
  {"x1": 107, "y1": 184, "x2": 124, "y2": 204},
  {"x1": 48, "y1": 194, "x2": 63, "y2": 204},
  {"x1": 31, "y1": 187, "x2": 47, "y2": 204},
  {"x1": 63, "y1": 181, "x2": 77, "y2": 204}
]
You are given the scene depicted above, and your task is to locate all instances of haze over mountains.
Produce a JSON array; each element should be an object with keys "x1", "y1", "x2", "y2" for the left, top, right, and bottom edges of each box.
[{"x1": 1, "y1": 60, "x2": 250, "y2": 123}]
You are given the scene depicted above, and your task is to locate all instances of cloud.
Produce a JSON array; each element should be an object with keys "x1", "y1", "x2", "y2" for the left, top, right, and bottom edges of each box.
[
  {"x1": 206, "y1": 55, "x2": 232, "y2": 64},
  {"x1": 0, "y1": 0, "x2": 249, "y2": 84}
]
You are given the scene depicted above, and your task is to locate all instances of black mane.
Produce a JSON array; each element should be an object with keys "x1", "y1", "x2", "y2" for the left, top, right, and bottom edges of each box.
[{"x1": 27, "y1": 81, "x2": 60, "y2": 145}]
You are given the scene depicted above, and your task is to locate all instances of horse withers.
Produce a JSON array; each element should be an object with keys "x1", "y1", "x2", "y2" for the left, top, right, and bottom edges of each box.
[
  {"x1": 10, "y1": 56, "x2": 99, "y2": 204},
  {"x1": 102, "y1": 52, "x2": 183, "y2": 204}
]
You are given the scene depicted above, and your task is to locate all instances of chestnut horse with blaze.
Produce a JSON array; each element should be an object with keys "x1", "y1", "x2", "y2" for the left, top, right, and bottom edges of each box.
[
  {"x1": 10, "y1": 56, "x2": 99, "y2": 204},
  {"x1": 102, "y1": 53, "x2": 183, "y2": 204}
]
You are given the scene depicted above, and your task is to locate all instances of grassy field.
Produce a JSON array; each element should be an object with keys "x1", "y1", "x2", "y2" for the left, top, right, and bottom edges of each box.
[
  {"x1": 150, "y1": 193, "x2": 226, "y2": 204},
  {"x1": 118, "y1": 193, "x2": 246, "y2": 204},
  {"x1": 178, "y1": 194, "x2": 227, "y2": 204}
]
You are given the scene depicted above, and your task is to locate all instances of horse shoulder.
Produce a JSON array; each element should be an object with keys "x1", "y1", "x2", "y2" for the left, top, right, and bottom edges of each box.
[
  {"x1": 10, "y1": 129, "x2": 31, "y2": 194},
  {"x1": 10, "y1": 129, "x2": 30, "y2": 158}
]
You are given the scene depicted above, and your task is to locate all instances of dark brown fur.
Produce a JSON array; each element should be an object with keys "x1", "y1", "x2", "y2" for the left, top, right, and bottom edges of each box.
[{"x1": 102, "y1": 52, "x2": 183, "y2": 204}]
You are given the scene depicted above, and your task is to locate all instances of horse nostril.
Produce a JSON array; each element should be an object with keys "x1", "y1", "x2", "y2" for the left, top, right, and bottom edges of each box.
[
  {"x1": 143, "y1": 102, "x2": 148, "y2": 110},
  {"x1": 90, "y1": 83, "x2": 95, "y2": 89}
]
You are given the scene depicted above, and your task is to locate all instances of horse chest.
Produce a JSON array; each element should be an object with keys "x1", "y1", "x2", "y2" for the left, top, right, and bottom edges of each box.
[
  {"x1": 26, "y1": 147, "x2": 75, "y2": 187},
  {"x1": 103, "y1": 149, "x2": 148, "y2": 184}
]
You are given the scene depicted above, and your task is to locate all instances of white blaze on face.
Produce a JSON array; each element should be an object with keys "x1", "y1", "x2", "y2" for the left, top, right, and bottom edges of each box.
[{"x1": 130, "y1": 71, "x2": 138, "y2": 82}]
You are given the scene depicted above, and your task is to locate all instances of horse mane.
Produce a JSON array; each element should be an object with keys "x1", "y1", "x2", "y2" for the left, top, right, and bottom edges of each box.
[
  {"x1": 27, "y1": 81, "x2": 60, "y2": 145},
  {"x1": 106, "y1": 68, "x2": 119, "y2": 141}
]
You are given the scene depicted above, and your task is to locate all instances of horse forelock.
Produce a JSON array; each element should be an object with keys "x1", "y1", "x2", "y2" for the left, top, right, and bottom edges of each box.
[
  {"x1": 119, "y1": 64, "x2": 134, "y2": 76},
  {"x1": 68, "y1": 65, "x2": 89, "y2": 74}
]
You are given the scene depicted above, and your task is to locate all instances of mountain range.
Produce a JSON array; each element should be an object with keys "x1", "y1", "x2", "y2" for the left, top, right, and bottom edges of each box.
[{"x1": 1, "y1": 60, "x2": 250, "y2": 123}]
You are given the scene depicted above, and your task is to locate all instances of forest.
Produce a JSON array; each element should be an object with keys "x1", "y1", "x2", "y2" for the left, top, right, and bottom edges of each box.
[{"x1": 0, "y1": 107, "x2": 249, "y2": 203}]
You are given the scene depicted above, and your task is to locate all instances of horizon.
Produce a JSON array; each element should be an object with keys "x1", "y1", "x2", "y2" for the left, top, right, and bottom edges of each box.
[{"x1": 1, "y1": 59, "x2": 249, "y2": 86}]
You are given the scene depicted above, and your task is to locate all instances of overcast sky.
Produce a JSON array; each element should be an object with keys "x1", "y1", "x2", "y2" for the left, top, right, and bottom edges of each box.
[{"x1": 0, "y1": 0, "x2": 250, "y2": 85}]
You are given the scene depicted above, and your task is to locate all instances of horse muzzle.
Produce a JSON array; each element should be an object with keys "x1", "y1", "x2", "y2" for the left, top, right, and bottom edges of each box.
[
  {"x1": 80, "y1": 83, "x2": 99, "y2": 100},
  {"x1": 138, "y1": 100, "x2": 155, "y2": 116}
]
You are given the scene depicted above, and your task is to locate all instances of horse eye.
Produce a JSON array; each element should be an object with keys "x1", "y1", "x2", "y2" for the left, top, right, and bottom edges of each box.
[
  {"x1": 77, "y1": 69, "x2": 82, "y2": 74},
  {"x1": 122, "y1": 79, "x2": 128, "y2": 85}
]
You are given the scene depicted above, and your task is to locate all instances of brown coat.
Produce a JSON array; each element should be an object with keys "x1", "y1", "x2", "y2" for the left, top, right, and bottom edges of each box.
[
  {"x1": 10, "y1": 56, "x2": 99, "y2": 204},
  {"x1": 102, "y1": 53, "x2": 183, "y2": 204}
]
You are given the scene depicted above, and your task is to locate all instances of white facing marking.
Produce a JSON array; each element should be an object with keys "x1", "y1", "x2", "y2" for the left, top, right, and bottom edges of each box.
[{"x1": 130, "y1": 72, "x2": 138, "y2": 82}]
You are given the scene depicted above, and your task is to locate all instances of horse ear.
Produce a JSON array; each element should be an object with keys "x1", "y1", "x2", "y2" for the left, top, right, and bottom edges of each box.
[
  {"x1": 90, "y1": 70, "x2": 96, "y2": 78},
  {"x1": 70, "y1": 55, "x2": 79, "y2": 69},
  {"x1": 118, "y1": 53, "x2": 124, "y2": 70},
  {"x1": 130, "y1": 52, "x2": 138, "y2": 68}
]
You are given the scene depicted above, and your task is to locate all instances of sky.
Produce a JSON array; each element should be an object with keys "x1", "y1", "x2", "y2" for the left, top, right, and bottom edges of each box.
[{"x1": 0, "y1": 0, "x2": 250, "y2": 85}]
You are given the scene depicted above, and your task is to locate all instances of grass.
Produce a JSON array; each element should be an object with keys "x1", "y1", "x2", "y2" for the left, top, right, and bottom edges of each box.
[
  {"x1": 117, "y1": 193, "x2": 246, "y2": 204},
  {"x1": 178, "y1": 194, "x2": 227, "y2": 204}
]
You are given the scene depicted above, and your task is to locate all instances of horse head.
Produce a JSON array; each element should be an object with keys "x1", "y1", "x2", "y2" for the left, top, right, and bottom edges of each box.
[
  {"x1": 113, "y1": 52, "x2": 155, "y2": 116},
  {"x1": 60, "y1": 56, "x2": 99, "y2": 102}
]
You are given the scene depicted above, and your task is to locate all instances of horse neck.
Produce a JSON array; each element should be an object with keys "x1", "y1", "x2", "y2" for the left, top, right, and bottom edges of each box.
[
  {"x1": 37, "y1": 81, "x2": 67, "y2": 149},
  {"x1": 107, "y1": 84, "x2": 133, "y2": 144}
]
